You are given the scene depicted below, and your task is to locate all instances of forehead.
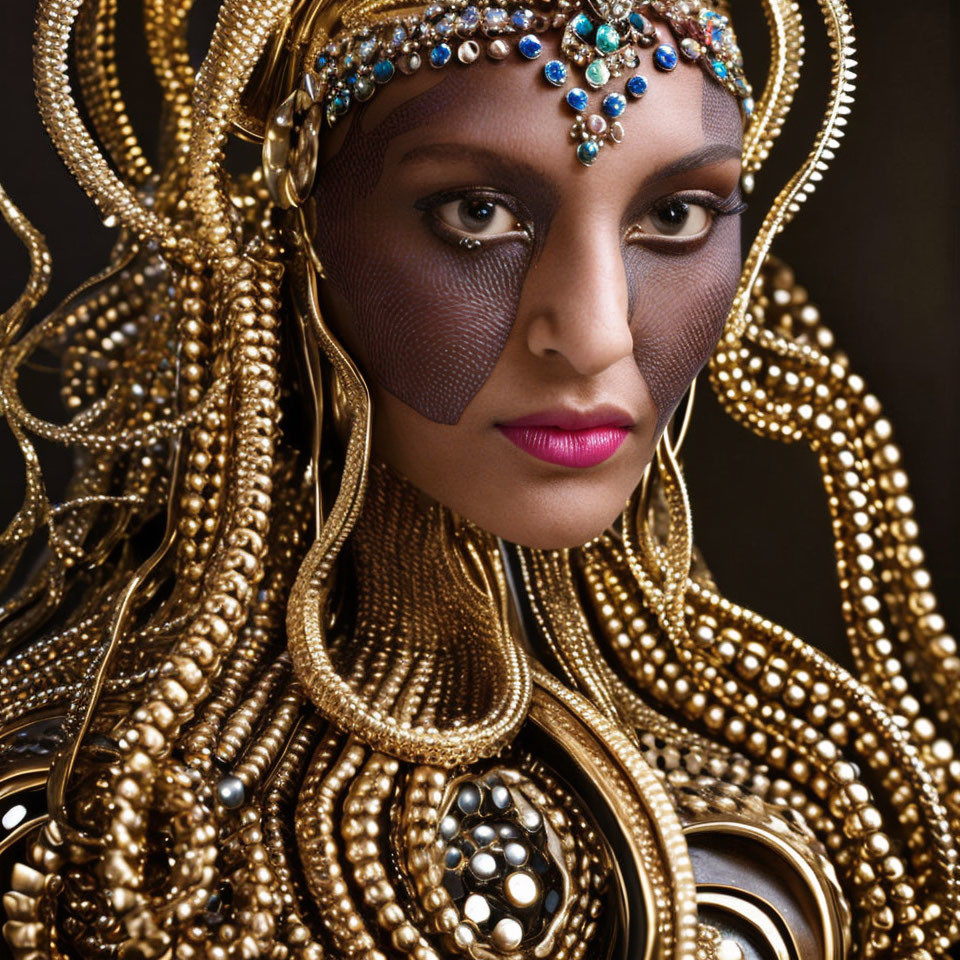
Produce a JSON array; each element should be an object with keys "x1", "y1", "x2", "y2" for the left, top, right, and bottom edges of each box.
[{"x1": 325, "y1": 27, "x2": 742, "y2": 183}]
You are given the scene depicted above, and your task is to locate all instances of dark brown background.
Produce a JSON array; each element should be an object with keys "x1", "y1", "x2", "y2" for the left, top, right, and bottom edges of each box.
[{"x1": 0, "y1": 0, "x2": 957, "y2": 668}]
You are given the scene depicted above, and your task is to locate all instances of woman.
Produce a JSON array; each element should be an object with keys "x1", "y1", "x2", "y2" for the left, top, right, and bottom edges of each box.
[{"x1": 0, "y1": 0, "x2": 956, "y2": 958}]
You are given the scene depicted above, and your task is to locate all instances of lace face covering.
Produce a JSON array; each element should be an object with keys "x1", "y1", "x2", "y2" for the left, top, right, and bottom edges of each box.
[{"x1": 304, "y1": 40, "x2": 744, "y2": 429}]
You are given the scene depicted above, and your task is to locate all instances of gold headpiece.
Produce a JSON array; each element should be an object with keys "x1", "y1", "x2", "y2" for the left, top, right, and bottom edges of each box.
[{"x1": 259, "y1": 0, "x2": 753, "y2": 194}]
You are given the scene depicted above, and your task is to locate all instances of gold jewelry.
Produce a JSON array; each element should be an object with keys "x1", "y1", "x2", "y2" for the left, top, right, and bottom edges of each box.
[
  {"x1": 284, "y1": 253, "x2": 532, "y2": 767},
  {"x1": 1, "y1": 0, "x2": 958, "y2": 958}
]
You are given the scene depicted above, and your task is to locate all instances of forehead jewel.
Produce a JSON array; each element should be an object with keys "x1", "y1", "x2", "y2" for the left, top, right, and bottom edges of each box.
[{"x1": 263, "y1": 0, "x2": 752, "y2": 206}]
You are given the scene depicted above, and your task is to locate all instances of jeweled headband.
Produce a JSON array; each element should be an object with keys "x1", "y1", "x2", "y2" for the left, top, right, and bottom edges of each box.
[{"x1": 262, "y1": 0, "x2": 752, "y2": 206}]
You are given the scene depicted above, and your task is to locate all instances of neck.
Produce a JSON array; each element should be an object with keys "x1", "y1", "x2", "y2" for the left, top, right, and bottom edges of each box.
[
  {"x1": 321, "y1": 454, "x2": 536, "y2": 752},
  {"x1": 338, "y1": 457, "x2": 516, "y2": 726}
]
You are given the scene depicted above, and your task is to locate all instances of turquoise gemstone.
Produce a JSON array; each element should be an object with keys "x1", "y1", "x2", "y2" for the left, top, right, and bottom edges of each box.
[
  {"x1": 712, "y1": 59, "x2": 729, "y2": 79},
  {"x1": 584, "y1": 59, "x2": 610, "y2": 88},
  {"x1": 572, "y1": 13, "x2": 594, "y2": 40},
  {"x1": 629, "y1": 12, "x2": 653, "y2": 36},
  {"x1": 372, "y1": 59, "x2": 395, "y2": 82},
  {"x1": 577, "y1": 140, "x2": 599, "y2": 165},
  {"x1": 595, "y1": 24, "x2": 620, "y2": 54}
]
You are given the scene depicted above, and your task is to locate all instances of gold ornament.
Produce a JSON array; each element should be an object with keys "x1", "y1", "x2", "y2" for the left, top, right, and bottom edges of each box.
[{"x1": 0, "y1": 0, "x2": 957, "y2": 958}]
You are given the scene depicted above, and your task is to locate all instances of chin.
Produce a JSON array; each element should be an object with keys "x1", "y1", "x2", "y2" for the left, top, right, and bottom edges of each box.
[
  {"x1": 457, "y1": 483, "x2": 631, "y2": 551},
  {"x1": 503, "y1": 516, "x2": 621, "y2": 551}
]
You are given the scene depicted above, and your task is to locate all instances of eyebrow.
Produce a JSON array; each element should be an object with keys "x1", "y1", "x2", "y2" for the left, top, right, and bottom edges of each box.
[
  {"x1": 647, "y1": 143, "x2": 743, "y2": 183},
  {"x1": 398, "y1": 142, "x2": 547, "y2": 182},
  {"x1": 400, "y1": 141, "x2": 740, "y2": 183},
  {"x1": 398, "y1": 142, "x2": 561, "y2": 239}
]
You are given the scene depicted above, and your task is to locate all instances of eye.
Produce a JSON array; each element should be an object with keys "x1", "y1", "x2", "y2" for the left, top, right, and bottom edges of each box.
[
  {"x1": 433, "y1": 196, "x2": 522, "y2": 237},
  {"x1": 415, "y1": 189, "x2": 532, "y2": 247},
  {"x1": 632, "y1": 197, "x2": 714, "y2": 239}
]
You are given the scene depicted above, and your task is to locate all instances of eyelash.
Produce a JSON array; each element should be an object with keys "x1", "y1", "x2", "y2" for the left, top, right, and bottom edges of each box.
[
  {"x1": 626, "y1": 189, "x2": 748, "y2": 249},
  {"x1": 414, "y1": 188, "x2": 532, "y2": 246},
  {"x1": 414, "y1": 187, "x2": 747, "y2": 249}
]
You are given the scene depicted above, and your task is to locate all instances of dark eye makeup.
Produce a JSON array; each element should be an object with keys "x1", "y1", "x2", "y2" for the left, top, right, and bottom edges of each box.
[
  {"x1": 414, "y1": 188, "x2": 533, "y2": 246},
  {"x1": 624, "y1": 187, "x2": 747, "y2": 250},
  {"x1": 413, "y1": 183, "x2": 746, "y2": 252}
]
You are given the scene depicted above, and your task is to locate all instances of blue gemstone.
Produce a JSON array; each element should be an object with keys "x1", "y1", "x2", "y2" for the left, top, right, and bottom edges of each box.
[
  {"x1": 372, "y1": 59, "x2": 395, "y2": 82},
  {"x1": 391, "y1": 25, "x2": 407, "y2": 47},
  {"x1": 654, "y1": 44, "x2": 679, "y2": 71},
  {"x1": 346, "y1": 75, "x2": 357, "y2": 86},
  {"x1": 577, "y1": 140, "x2": 599, "y2": 166},
  {"x1": 518, "y1": 34, "x2": 542, "y2": 59},
  {"x1": 543, "y1": 59, "x2": 568, "y2": 86},
  {"x1": 332, "y1": 92, "x2": 351, "y2": 114},
  {"x1": 742, "y1": 96, "x2": 755, "y2": 117},
  {"x1": 572, "y1": 13, "x2": 593, "y2": 40},
  {"x1": 566, "y1": 87, "x2": 589, "y2": 112},
  {"x1": 483, "y1": 7, "x2": 508, "y2": 31},
  {"x1": 315, "y1": 55, "x2": 328, "y2": 69},
  {"x1": 444, "y1": 847, "x2": 462, "y2": 868},
  {"x1": 712, "y1": 59, "x2": 728, "y2": 79},
  {"x1": 626, "y1": 74, "x2": 648, "y2": 98},
  {"x1": 602, "y1": 92, "x2": 626, "y2": 118},
  {"x1": 511, "y1": 7, "x2": 533, "y2": 29},
  {"x1": 430, "y1": 43, "x2": 452, "y2": 66},
  {"x1": 342, "y1": 54, "x2": 358, "y2": 73},
  {"x1": 358, "y1": 40, "x2": 377, "y2": 62},
  {"x1": 435, "y1": 15, "x2": 455, "y2": 36},
  {"x1": 461, "y1": 5, "x2": 479, "y2": 24}
]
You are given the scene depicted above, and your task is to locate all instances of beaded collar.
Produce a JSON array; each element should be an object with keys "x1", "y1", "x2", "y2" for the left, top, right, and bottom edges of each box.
[{"x1": 263, "y1": 0, "x2": 752, "y2": 206}]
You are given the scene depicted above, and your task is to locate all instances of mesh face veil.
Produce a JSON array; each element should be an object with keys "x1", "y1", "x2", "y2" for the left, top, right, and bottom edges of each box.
[{"x1": 2, "y1": 0, "x2": 960, "y2": 959}]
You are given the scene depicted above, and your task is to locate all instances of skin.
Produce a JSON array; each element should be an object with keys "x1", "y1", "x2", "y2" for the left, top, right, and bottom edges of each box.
[{"x1": 305, "y1": 29, "x2": 744, "y2": 549}]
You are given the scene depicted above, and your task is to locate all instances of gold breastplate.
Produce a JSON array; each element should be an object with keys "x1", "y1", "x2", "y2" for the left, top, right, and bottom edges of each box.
[
  {"x1": 0, "y1": 678, "x2": 847, "y2": 960},
  {"x1": 0, "y1": 456, "x2": 953, "y2": 960}
]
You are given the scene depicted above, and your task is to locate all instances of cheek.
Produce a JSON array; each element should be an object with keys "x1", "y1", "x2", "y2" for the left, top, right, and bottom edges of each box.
[
  {"x1": 623, "y1": 214, "x2": 741, "y2": 433},
  {"x1": 309, "y1": 177, "x2": 528, "y2": 426}
]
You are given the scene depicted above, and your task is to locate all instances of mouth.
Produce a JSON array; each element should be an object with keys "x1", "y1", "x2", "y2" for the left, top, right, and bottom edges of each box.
[{"x1": 496, "y1": 406, "x2": 634, "y2": 469}]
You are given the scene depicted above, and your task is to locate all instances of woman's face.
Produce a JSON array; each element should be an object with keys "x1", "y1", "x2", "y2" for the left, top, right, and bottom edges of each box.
[{"x1": 305, "y1": 29, "x2": 744, "y2": 549}]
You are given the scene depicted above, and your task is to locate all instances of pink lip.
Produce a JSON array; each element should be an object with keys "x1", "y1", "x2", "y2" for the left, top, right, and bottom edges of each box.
[{"x1": 496, "y1": 406, "x2": 634, "y2": 469}]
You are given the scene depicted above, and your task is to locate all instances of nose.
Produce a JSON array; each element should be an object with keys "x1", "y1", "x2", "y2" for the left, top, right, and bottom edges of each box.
[{"x1": 519, "y1": 215, "x2": 634, "y2": 377}]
